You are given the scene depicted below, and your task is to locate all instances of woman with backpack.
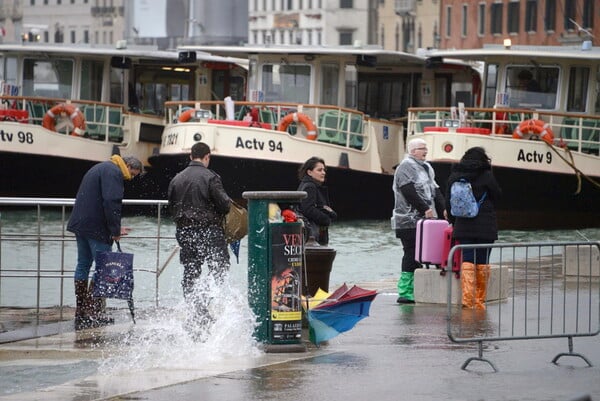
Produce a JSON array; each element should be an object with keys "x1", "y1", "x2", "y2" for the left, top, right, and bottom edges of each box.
[{"x1": 445, "y1": 147, "x2": 502, "y2": 310}]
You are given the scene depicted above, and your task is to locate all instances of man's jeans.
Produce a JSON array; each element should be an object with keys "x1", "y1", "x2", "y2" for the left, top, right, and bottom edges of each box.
[{"x1": 74, "y1": 236, "x2": 112, "y2": 281}]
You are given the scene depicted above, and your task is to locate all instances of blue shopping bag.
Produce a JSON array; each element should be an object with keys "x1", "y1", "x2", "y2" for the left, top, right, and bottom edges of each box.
[{"x1": 92, "y1": 241, "x2": 134, "y2": 300}]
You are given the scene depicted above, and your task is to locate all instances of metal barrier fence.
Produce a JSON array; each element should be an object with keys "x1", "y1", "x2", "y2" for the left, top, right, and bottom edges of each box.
[
  {"x1": 0, "y1": 197, "x2": 178, "y2": 323},
  {"x1": 446, "y1": 241, "x2": 600, "y2": 372}
]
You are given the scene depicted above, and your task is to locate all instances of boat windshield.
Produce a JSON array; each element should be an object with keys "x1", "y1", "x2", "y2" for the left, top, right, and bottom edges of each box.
[
  {"x1": 22, "y1": 58, "x2": 73, "y2": 98},
  {"x1": 261, "y1": 64, "x2": 310, "y2": 103},
  {"x1": 506, "y1": 65, "x2": 559, "y2": 110}
]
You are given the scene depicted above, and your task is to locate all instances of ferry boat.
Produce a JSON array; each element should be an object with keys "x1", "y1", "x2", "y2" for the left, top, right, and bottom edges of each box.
[
  {"x1": 0, "y1": 43, "x2": 245, "y2": 199},
  {"x1": 148, "y1": 45, "x2": 479, "y2": 220},
  {"x1": 407, "y1": 44, "x2": 600, "y2": 229}
]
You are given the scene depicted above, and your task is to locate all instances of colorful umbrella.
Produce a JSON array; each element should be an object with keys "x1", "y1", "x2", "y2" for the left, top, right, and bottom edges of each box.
[{"x1": 305, "y1": 283, "x2": 377, "y2": 345}]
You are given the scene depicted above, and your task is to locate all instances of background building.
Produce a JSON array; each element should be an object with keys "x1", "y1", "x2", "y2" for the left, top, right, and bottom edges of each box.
[
  {"x1": 377, "y1": 0, "x2": 440, "y2": 52},
  {"x1": 440, "y1": 0, "x2": 598, "y2": 49},
  {"x1": 247, "y1": 0, "x2": 377, "y2": 46}
]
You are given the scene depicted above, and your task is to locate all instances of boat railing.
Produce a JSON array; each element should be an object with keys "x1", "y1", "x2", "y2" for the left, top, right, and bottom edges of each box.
[
  {"x1": 407, "y1": 107, "x2": 600, "y2": 156},
  {"x1": 164, "y1": 100, "x2": 367, "y2": 151},
  {"x1": 0, "y1": 95, "x2": 129, "y2": 144},
  {"x1": 0, "y1": 197, "x2": 178, "y2": 323}
]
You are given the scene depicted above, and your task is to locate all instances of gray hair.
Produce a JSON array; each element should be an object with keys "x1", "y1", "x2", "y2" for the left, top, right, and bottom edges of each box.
[
  {"x1": 407, "y1": 138, "x2": 427, "y2": 153},
  {"x1": 123, "y1": 156, "x2": 143, "y2": 172}
]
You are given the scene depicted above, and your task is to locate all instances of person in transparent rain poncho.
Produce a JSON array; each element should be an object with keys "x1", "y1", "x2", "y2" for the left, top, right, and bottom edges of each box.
[
  {"x1": 168, "y1": 142, "x2": 232, "y2": 335},
  {"x1": 390, "y1": 138, "x2": 446, "y2": 304}
]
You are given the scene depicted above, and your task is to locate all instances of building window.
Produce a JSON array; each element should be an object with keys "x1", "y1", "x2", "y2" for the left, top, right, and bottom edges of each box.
[
  {"x1": 507, "y1": 2, "x2": 519, "y2": 34},
  {"x1": 461, "y1": 4, "x2": 467, "y2": 37},
  {"x1": 83, "y1": 30, "x2": 89, "y2": 43},
  {"x1": 582, "y1": 0, "x2": 594, "y2": 29},
  {"x1": 490, "y1": 3, "x2": 502, "y2": 35},
  {"x1": 564, "y1": 0, "x2": 576, "y2": 30},
  {"x1": 287, "y1": 0, "x2": 292, "y2": 10},
  {"x1": 544, "y1": 0, "x2": 555, "y2": 31},
  {"x1": 340, "y1": 0, "x2": 352, "y2": 8},
  {"x1": 339, "y1": 31, "x2": 353, "y2": 45},
  {"x1": 525, "y1": 0, "x2": 537, "y2": 32},
  {"x1": 477, "y1": 3, "x2": 485, "y2": 36},
  {"x1": 395, "y1": 23, "x2": 400, "y2": 51},
  {"x1": 57, "y1": 0, "x2": 61, "y2": 4},
  {"x1": 445, "y1": 5, "x2": 451, "y2": 37},
  {"x1": 380, "y1": 26, "x2": 384, "y2": 47},
  {"x1": 70, "y1": 30, "x2": 75, "y2": 43}
]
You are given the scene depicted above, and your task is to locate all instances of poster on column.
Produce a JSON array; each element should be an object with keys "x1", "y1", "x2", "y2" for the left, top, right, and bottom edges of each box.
[{"x1": 270, "y1": 223, "x2": 303, "y2": 341}]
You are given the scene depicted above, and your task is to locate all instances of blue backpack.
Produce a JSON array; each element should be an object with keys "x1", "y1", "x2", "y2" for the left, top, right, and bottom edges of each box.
[{"x1": 450, "y1": 179, "x2": 487, "y2": 218}]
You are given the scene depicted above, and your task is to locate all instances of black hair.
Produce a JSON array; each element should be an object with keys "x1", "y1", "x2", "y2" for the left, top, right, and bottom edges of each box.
[
  {"x1": 191, "y1": 142, "x2": 210, "y2": 160},
  {"x1": 461, "y1": 146, "x2": 491, "y2": 167},
  {"x1": 298, "y1": 156, "x2": 325, "y2": 180}
]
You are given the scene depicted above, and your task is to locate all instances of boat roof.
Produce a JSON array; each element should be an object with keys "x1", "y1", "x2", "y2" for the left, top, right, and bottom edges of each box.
[
  {"x1": 426, "y1": 44, "x2": 600, "y2": 63},
  {"x1": 0, "y1": 43, "x2": 239, "y2": 64},
  {"x1": 178, "y1": 44, "x2": 426, "y2": 67}
]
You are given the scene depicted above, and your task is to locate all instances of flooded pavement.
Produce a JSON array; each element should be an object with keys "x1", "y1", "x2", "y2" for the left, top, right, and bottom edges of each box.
[{"x1": 1, "y1": 281, "x2": 599, "y2": 401}]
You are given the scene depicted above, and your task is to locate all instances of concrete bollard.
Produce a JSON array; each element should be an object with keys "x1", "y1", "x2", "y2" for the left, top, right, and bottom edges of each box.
[{"x1": 414, "y1": 265, "x2": 509, "y2": 304}]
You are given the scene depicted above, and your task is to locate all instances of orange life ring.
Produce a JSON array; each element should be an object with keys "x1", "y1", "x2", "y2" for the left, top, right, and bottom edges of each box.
[
  {"x1": 177, "y1": 108, "x2": 196, "y2": 123},
  {"x1": 512, "y1": 119, "x2": 554, "y2": 145},
  {"x1": 277, "y1": 112, "x2": 317, "y2": 140},
  {"x1": 42, "y1": 103, "x2": 86, "y2": 136}
]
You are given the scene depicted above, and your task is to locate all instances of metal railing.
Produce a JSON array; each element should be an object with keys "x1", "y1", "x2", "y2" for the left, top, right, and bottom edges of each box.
[
  {"x1": 0, "y1": 197, "x2": 178, "y2": 324},
  {"x1": 446, "y1": 241, "x2": 600, "y2": 372}
]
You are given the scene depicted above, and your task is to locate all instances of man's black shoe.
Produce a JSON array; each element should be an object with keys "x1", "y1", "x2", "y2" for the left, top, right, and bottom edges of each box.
[{"x1": 396, "y1": 297, "x2": 415, "y2": 304}]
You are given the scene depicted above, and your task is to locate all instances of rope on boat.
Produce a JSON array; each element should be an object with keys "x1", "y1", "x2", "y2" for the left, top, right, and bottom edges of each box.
[{"x1": 545, "y1": 141, "x2": 600, "y2": 194}]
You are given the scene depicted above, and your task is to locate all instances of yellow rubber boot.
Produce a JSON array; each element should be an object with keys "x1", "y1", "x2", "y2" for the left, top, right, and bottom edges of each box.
[
  {"x1": 475, "y1": 264, "x2": 491, "y2": 310},
  {"x1": 460, "y1": 262, "x2": 476, "y2": 309}
]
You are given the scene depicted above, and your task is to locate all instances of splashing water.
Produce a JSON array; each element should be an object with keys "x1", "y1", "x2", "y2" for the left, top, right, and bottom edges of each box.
[{"x1": 97, "y1": 271, "x2": 261, "y2": 374}]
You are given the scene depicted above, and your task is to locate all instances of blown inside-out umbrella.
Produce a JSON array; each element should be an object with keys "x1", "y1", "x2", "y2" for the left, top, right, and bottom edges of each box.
[{"x1": 305, "y1": 283, "x2": 377, "y2": 345}]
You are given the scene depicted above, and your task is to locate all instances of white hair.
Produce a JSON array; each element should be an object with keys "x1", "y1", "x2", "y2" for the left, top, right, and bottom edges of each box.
[{"x1": 407, "y1": 138, "x2": 427, "y2": 153}]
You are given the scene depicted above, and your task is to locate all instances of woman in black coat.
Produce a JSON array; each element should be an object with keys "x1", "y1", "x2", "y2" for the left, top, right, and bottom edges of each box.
[
  {"x1": 297, "y1": 157, "x2": 337, "y2": 245},
  {"x1": 445, "y1": 147, "x2": 502, "y2": 310}
]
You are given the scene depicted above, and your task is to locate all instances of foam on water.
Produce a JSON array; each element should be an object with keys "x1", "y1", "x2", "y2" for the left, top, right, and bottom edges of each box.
[{"x1": 98, "y1": 271, "x2": 262, "y2": 374}]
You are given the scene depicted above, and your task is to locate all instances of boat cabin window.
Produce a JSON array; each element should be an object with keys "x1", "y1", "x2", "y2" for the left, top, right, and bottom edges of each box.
[
  {"x1": 483, "y1": 63, "x2": 498, "y2": 107},
  {"x1": 0, "y1": 56, "x2": 19, "y2": 95},
  {"x1": 261, "y1": 64, "x2": 310, "y2": 103},
  {"x1": 320, "y1": 63, "x2": 339, "y2": 105},
  {"x1": 344, "y1": 64, "x2": 357, "y2": 109},
  {"x1": 596, "y1": 67, "x2": 600, "y2": 114},
  {"x1": 506, "y1": 65, "x2": 559, "y2": 110},
  {"x1": 566, "y1": 66, "x2": 589, "y2": 112},
  {"x1": 80, "y1": 60, "x2": 104, "y2": 101},
  {"x1": 22, "y1": 58, "x2": 73, "y2": 98}
]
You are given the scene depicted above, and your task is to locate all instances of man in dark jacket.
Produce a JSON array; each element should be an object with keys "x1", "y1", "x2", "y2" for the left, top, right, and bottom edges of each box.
[
  {"x1": 168, "y1": 142, "x2": 231, "y2": 312},
  {"x1": 68, "y1": 154, "x2": 142, "y2": 330}
]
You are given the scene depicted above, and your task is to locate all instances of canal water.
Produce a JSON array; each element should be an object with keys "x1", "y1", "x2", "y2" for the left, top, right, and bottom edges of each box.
[{"x1": 1, "y1": 209, "x2": 598, "y2": 308}]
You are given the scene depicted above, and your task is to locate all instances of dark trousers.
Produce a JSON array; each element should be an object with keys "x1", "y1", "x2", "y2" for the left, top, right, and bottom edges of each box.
[
  {"x1": 457, "y1": 238, "x2": 493, "y2": 264},
  {"x1": 175, "y1": 225, "x2": 230, "y2": 298},
  {"x1": 396, "y1": 228, "x2": 422, "y2": 273}
]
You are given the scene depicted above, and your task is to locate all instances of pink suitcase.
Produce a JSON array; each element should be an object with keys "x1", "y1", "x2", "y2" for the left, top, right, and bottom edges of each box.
[
  {"x1": 415, "y1": 219, "x2": 450, "y2": 266},
  {"x1": 440, "y1": 225, "x2": 462, "y2": 278}
]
